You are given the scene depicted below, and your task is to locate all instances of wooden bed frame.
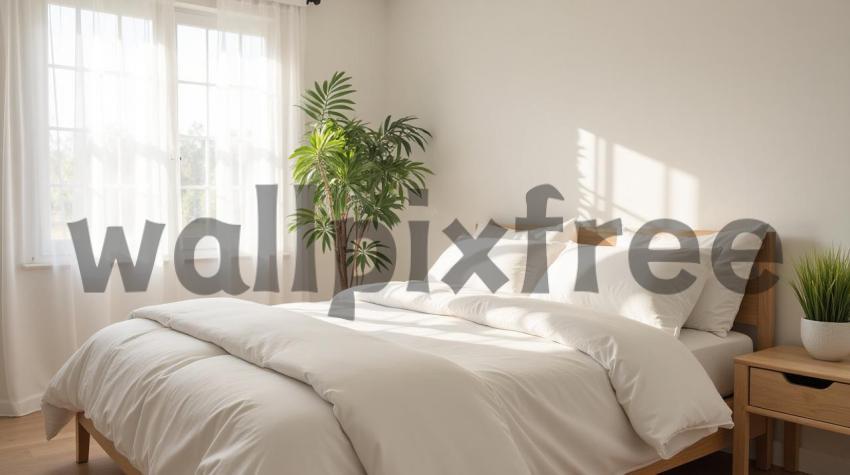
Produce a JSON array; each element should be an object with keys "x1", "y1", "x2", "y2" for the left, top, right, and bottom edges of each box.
[
  {"x1": 74, "y1": 231, "x2": 778, "y2": 475},
  {"x1": 76, "y1": 413, "x2": 141, "y2": 475}
]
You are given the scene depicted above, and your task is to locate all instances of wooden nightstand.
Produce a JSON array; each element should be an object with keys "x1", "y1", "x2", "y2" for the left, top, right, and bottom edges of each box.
[{"x1": 733, "y1": 346, "x2": 850, "y2": 474}]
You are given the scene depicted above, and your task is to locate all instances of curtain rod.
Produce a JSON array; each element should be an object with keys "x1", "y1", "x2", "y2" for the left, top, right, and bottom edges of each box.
[
  {"x1": 175, "y1": 0, "x2": 317, "y2": 11},
  {"x1": 259, "y1": 0, "x2": 318, "y2": 5},
  {"x1": 272, "y1": 0, "x2": 321, "y2": 5}
]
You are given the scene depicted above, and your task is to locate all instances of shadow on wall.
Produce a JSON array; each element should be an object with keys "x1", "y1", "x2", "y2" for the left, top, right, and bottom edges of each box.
[{"x1": 576, "y1": 128, "x2": 700, "y2": 230}]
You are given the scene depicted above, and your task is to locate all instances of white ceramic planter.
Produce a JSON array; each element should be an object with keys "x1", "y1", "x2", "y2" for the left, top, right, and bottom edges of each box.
[{"x1": 801, "y1": 319, "x2": 850, "y2": 361}]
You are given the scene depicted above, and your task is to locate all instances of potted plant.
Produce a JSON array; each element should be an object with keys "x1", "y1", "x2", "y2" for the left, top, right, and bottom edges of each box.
[
  {"x1": 289, "y1": 72, "x2": 431, "y2": 291},
  {"x1": 791, "y1": 248, "x2": 850, "y2": 361}
]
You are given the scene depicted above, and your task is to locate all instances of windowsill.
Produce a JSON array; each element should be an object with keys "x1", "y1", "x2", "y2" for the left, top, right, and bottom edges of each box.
[{"x1": 20, "y1": 252, "x2": 293, "y2": 270}]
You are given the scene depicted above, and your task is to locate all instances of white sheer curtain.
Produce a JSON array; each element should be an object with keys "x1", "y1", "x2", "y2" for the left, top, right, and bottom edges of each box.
[
  {"x1": 31, "y1": 0, "x2": 175, "y2": 263},
  {"x1": 176, "y1": 0, "x2": 303, "y2": 254},
  {"x1": 0, "y1": 0, "x2": 304, "y2": 416}
]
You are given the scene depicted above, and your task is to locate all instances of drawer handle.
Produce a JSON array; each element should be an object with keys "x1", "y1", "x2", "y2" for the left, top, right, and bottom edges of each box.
[{"x1": 782, "y1": 373, "x2": 833, "y2": 389}]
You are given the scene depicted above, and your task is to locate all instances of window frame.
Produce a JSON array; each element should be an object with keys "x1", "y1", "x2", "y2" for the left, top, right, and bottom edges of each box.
[
  {"x1": 174, "y1": 8, "x2": 275, "y2": 258},
  {"x1": 38, "y1": 2, "x2": 158, "y2": 262},
  {"x1": 30, "y1": 2, "x2": 281, "y2": 265}
]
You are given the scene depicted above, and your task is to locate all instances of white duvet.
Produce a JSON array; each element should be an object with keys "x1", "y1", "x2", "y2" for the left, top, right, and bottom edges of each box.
[{"x1": 42, "y1": 283, "x2": 732, "y2": 475}]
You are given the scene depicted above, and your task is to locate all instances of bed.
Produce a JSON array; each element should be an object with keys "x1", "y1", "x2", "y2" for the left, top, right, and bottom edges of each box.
[{"x1": 42, "y1": 231, "x2": 777, "y2": 475}]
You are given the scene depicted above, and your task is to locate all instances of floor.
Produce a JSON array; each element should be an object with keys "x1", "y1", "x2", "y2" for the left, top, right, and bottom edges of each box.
[
  {"x1": 0, "y1": 413, "x2": 121, "y2": 475},
  {"x1": 0, "y1": 412, "x2": 800, "y2": 475}
]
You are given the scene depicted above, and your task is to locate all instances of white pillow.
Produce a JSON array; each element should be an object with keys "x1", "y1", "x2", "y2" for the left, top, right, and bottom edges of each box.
[
  {"x1": 617, "y1": 231, "x2": 764, "y2": 337},
  {"x1": 545, "y1": 242, "x2": 710, "y2": 336},
  {"x1": 429, "y1": 237, "x2": 566, "y2": 294}
]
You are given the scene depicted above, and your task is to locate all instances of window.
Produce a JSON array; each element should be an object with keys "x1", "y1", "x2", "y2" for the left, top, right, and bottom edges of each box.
[
  {"x1": 47, "y1": 5, "x2": 159, "y2": 242},
  {"x1": 177, "y1": 23, "x2": 214, "y2": 226},
  {"x1": 175, "y1": 20, "x2": 273, "y2": 228},
  {"x1": 38, "y1": 2, "x2": 283, "y2": 261},
  {"x1": 43, "y1": 3, "x2": 163, "y2": 259}
]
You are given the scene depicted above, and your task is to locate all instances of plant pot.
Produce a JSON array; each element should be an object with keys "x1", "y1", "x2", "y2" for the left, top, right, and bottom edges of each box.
[{"x1": 801, "y1": 319, "x2": 850, "y2": 361}]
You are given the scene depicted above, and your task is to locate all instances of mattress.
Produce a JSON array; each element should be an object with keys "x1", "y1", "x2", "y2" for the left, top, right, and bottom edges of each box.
[{"x1": 679, "y1": 329, "x2": 753, "y2": 397}]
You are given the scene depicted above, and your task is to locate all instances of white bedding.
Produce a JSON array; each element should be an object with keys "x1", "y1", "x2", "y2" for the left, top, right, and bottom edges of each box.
[
  {"x1": 680, "y1": 329, "x2": 753, "y2": 397},
  {"x1": 42, "y1": 287, "x2": 733, "y2": 475}
]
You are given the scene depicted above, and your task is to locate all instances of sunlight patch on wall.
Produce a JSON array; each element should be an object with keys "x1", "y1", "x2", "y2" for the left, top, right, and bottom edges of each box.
[
  {"x1": 577, "y1": 128, "x2": 608, "y2": 219},
  {"x1": 577, "y1": 129, "x2": 699, "y2": 230}
]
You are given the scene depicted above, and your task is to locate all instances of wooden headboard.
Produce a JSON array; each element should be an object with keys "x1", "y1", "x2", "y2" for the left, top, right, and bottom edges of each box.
[{"x1": 732, "y1": 231, "x2": 777, "y2": 350}]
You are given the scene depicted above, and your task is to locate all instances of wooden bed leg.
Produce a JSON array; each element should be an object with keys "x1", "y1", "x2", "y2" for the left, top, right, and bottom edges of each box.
[
  {"x1": 755, "y1": 418, "x2": 773, "y2": 470},
  {"x1": 733, "y1": 364, "x2": 750, "y2": 475},
  {"x1": 76, "y1": 413, "x2": 90, "y2": 464}
]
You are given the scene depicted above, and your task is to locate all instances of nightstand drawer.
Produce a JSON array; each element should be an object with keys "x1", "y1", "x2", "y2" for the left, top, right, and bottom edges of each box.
[{"x1": 750, "y1": 367, "x2": 850, "y2": 427}]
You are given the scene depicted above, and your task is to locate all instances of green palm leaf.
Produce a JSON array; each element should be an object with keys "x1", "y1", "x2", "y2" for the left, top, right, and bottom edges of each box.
[{"x1": 288, "y1": 72, "x2": 431, "y2": 290}]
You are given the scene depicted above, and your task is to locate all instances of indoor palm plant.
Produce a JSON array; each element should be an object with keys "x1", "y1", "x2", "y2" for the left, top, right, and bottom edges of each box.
[
  {"x1": 289, "y1": 72, "x2": 431, "y2": 291},
  {"x1": 790, "y1": 248, "x2": 850, "y2": 361}
]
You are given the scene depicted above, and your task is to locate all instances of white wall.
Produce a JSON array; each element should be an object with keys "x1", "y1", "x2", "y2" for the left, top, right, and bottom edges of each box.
[
  {"x1": 383, "y1": 0, "x2": 850, "y2": 472},
  {"x1": 305, "y1": 0, "x2": 388, "y2": 123}
]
